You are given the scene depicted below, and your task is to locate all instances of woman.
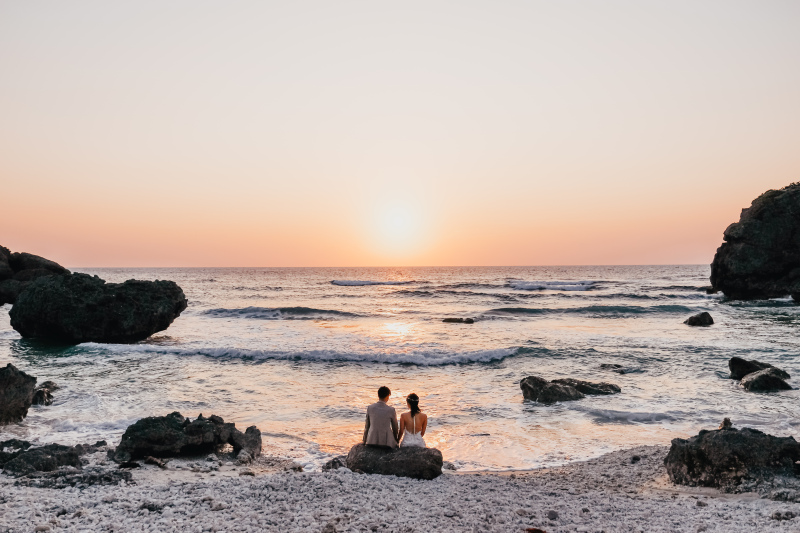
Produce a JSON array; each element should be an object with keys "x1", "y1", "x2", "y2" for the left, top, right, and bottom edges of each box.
[{"x1": 398, "y1": 393, "x2": 427, "y2": 448}]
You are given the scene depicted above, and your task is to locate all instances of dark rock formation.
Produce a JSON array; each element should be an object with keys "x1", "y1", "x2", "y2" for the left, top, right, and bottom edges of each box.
[
  {"x1": 346, "y1": 443, "x2": 443, "y2": 480},
  {"x1": 0, "y1": 246, "x2": 69, "y2": 304},
  {"x1": 710, "y1": 184, "x2": 800, "y2": 299},
  {"x1": 521, "y1": 375, "x2": 621, "y2": 404},
  {"x1": 729, "y1": 357, "x2": 787, "y2": 380},
  {"x1": 664, "y1": 425, "x2": 800, "y2": 489},
  {"x1": 322, "y1": 455, "x2": 347, "y2": 471},
  {"x1": 551, "y1": 378, "x2": 621, "y2": 395},
  {"x1": 16, "y1": 468, "x2": 132, "y2": 489},
  {"x1": 442, "y1": 317, "x2": 474, "y2": 324},
  {"x1": 684, "y1": 312, "x2": 714, "y2": 326},
  {"x1": 1, "y1": 442, "x2": 104, "y2": 477},
  {"x1": 741, "y1": 368, "x2": 793, "y2": 392},
  {"x1": 112, "y1": 412, "x2": 262, "y2": 463},
  {"x1": 0, "y1": 439, "x2": 32, "y2": 464},
  {"x1": 0, "y1": 364, "x2": 36, "y2": 425},
  {"x1": 10, "y1": 272, "x2": 188, "y2": 343},
  {"x1": 600, "y1": 363, "x2": 626, "y2": 374}
]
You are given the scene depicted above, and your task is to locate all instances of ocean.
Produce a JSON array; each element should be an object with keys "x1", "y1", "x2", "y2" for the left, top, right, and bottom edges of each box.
[{"x1": 2, "y1": 265, "x2": 799, "y2": 471}]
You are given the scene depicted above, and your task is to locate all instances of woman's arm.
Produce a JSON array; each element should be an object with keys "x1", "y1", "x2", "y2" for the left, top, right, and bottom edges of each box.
[
  {"x1": 398, "y1": 414, "x2": 405, "y2": 442},
  {"x1": 420, "y1": 414, "x2": 428, "y2": 437}
]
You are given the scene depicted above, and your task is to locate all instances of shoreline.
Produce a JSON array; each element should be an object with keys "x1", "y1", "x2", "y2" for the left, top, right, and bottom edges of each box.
[{"x1": 3, "y1": 444, "x2": 798, "y2": 532}]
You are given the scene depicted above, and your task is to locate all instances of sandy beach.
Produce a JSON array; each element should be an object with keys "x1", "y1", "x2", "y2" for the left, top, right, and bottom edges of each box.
[{"x1": 2, "y1": 444, "x2": 798, "y2": 533}]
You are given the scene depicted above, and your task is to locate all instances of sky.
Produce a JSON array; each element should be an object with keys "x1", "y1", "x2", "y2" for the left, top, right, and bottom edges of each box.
[{"x1": 1, "y1": 1, "x2": 799, "y2": 267}]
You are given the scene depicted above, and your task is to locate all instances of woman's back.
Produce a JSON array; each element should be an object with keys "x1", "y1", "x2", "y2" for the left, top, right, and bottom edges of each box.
[{"x1": 402, "y1": 412, "x2": 427, "y2": 434}]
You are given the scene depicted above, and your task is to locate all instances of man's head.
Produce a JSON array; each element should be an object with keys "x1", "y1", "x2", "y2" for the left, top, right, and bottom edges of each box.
[{"x1": 378, "y1": 386, "x2": 391, "y2": 401}]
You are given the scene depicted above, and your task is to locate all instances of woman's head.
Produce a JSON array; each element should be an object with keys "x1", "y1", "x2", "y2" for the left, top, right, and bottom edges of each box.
[{"x1": 406, "y1": 393, "x2": 420, "y2": 416}]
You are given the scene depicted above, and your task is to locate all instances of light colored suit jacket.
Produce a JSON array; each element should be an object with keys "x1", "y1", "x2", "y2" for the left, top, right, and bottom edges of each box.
[{"x1": 363, "y1": 401, "x2": 398, "y2": 448}]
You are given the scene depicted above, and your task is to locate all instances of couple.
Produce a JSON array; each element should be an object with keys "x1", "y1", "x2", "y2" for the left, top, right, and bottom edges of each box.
[{"x1": 363, "y1": 386, "x2": 427, "y2": 448}]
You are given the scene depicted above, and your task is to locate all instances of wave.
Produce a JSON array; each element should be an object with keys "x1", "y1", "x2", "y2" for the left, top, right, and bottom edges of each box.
[
  {"x1": 391, "y1": 289, "x2": 519, "y2": 302},
  {"x1": 435, "y1": 282, "x2": 504, "y2": 290},
  {"x1": 331, "y1": 280, "x2": 415, "y2": 286},
  {"x1": 576, "y1": 407, "x2": 676, "y2": 424},
  {"x1": 202, "y1": 306, "x2": 359, "y2": 319},
  {"x1": 485, "y1": 304, "x2": 695, "y2": 317},
  {"x1": 231, "y1": 285, "x2": 283, "y2": 291},
  {"x1": 77, "y1": 344, "x2": 536, "y2": 366},
  {"x1": 508, "y1": 280, "x2": 597, "y2": 291}
]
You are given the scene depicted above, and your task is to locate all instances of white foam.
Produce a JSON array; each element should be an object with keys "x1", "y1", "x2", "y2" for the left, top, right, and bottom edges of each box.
[
  {"x1": 508, "y1": 280, "x2": 597, "y2": 291},
  {"x1": 331, "y1": 280, "x2": 414, "y2": 286},
  {"x1": 78, "y1": 343, "x2": 523, "y2": 366}
]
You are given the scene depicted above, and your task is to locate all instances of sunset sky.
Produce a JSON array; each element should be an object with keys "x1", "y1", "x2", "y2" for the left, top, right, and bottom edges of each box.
[{"x1": 2, "y1": 1, "x2": 799, "y2": 267}]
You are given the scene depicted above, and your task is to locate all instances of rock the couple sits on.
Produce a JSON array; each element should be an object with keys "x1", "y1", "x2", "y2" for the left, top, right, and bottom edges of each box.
[
  {"x1": 363, "y1": 386, "x2": 427, "y2": 449},
  {"x1": 346, "y1": 386, "x2": 442, "y2": 480}
]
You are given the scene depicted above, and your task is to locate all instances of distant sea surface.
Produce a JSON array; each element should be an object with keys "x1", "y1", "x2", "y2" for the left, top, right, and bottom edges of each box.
[{"x1": 2, "y1": 266, "x2": 799, "y2": 471}]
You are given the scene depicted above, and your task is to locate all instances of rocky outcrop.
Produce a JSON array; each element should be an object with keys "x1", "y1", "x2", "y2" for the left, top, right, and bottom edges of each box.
[
  {"x1": 346, "y1": 443, "x2": 442, "y2": 480},
  {"x1": 729, "y1": 357, "x2": 787, "y2": 380},
  {"x1": 684, "y1": 312, "x2": 714, "y2": 326},
  {"x1": 741, "y1": 368, "x2": 793, "y2": 392},
  {"x1": 520, "y1": 375, "x2": 620, "y2": 404},
  {"x1": 664, "y1": 424, "x2": 800, "y2": 489},
  {"x1": 10, "y1": 273, "x2": 188, "y2": 343},
  {"x1": 0, "y1": 246, "x2": 69, "y2": 305},
  {"x1": 0, "y1": 440, "x2": 105, "y2": 477},
  {"x1": 551, "y1": 378, "x2": 621, "y2": 395},
  {"x1": 322, "y1": 455, "x2": 348, "y2": 471},
  {"x1": 710, "y1": 184, "x2": 800, "y2": 300},
  {"x1": 32, "y1": 381, "x2": 58, "y2": 406},
  {"x1": 442, "y1": 317, "x2": 474, "y2": 324},
  {"x1": 0, "y1": 364, "x2": 36, "y2": 425},
  {"x1": 727, "y1": 357, "x2": 791, "y2": 392},
  {"x1": 112, "y1": 412, "x2": 262, "y2": 464}
]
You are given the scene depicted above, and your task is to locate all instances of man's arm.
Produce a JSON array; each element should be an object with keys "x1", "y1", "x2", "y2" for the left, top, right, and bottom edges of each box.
[{"x1": 362, "y1": 410, "x2": 371, "y2": 444}]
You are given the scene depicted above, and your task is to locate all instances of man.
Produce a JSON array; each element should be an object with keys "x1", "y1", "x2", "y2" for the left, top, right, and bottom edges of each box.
[{"x1": 362, "y1": 385, "x2": 399, "y2": 448}]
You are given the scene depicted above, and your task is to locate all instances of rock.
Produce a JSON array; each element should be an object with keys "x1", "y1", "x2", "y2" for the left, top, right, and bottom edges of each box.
[
  {"x1": 345, "y1": 443, "x2": 443, "y2": 480},
  {"x1": 112, "y1": 412, "x2": 262, "y2": 462},
  {"x1": 684, "y1": 312, "x2": 714, "y2": 326},
  {"x1": 32, "y1": 388, "x2": 53, "y2": 406},
  {"x1": 442, "y1": 461, "x2": 458, "y2": 471},
  {"x1": 664, "y1": 426, "x2": 800, "y2": 489},
  {"x1": 772, "y1": 511, "x2": 797, "y2": 521},
  {"x1": 322, "y1": 456, "x2": 347, "y2": 471},
  {"x1": 547, "y1": 510, "x2": 559, "y2": 520},
  {"x1": 442, "y1": 317, "x2": 474, "y2": 324},
  {"x1": 144, "y1": 456, "x2": 167, "y2": 469},
  {"x1": 16, "y1": 468, "x2": 132, "y2": 489},
  {"x1": 8, "y1": 252, "x2": 68, "y2": 275},
  {"x1": 520, "y1": 376, "x2": 585, "y2": 404},
  {"x1": 719, "y1": 418, "x2": 732, "y2": 430},
  {"x1": 9, "y1": 272, "x2": 188, "y2": 343},
  {"x1": 2, "y1": 444, "x2": 83, "y2": 477},
  {"x1": 0, "y1": 363, "x2": 37, "y2": 425},
  {"x1": 741, "y1": 368, "x2": 792, "y2": 392},
  {"x1": 710, "y1": 184, "x2": 800, "y2": 299},
  {"x1": 0, "y1": 439, "x2": 32, "y2": 464},
  {"x1": 0, "y1": 279, "x2": 24, "y2": 306},
  {"x1": 728, "y1": 357, "x2": 788, "y2": 380},
  {"x1": 600, "y1": 363, "x2": 626, "y2": 374},
  {"x1": 0, "y1": 246, "x2": 13, "y2": 281},
  {"x1": 696, "y1": 500, "x2": 708, "y2": 507},
  {"x1": 551, "y1": 378, "x2": 621, "y2": 395},
  {"x1": 118, "y1": 461, "x2": 141, "y2": 469}
]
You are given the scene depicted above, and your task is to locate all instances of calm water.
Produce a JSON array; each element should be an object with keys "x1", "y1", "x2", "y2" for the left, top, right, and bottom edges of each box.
[{"x1": 2, "y1": 266, "x2": 799, "y2": 471}]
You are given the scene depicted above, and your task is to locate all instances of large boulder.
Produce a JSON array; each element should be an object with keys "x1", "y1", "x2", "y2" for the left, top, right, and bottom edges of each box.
[
  {"x1": 9, "y1": 272, "x2": 188, "y2": 343},
  {"x1": 521, "y1": 375, "x2": 621, "y2": 404},
  {"x1": 346, "y1": 443, "x2": 443, "y2": 480},
  {"x1": 551, "y1": 378, "x2": 621, "y2": 395},
  {"x1": 741, "y1": 368, "x2": 792, "y2": 392},
  {"x1": 0, "y1": 440, "x2": 105, "y2": 477},
  {"x1": 0, "y1": 363, "x2": 36, "y2": 425},
  {"x1": 112, "y1": 412, "x2": 262, "y2": 463},
  {"x1": 710, "y1": 184, "x2": 800, "y2": 299},
  {"x1": 664, "y1": 426, "x2": 800, "y2": 489},
  {"x1": 684, "y1": 312, "x2": 714, "y2": 326},
  {"x1": 729, "y1": 357, "x2": 787, "y2": 380},
  {"x1": 0, "y1": 247, "x2": 69, "y2": 304}
]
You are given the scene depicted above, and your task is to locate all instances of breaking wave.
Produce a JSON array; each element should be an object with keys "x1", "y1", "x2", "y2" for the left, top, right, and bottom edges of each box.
[
  {"x1": 508, "y1": 280, "x2": 597, "y2": 291},
  {"x1": 485, "y1": 304, "x2": 695, "y2": 317},
  {"x1": 331, "y1": 280, "x2": 416, "y2": 286},
  {"x1": 77, "y1": 344, "x2": 538, "y2": 366},
  {"x1": 202, "y1": 306, "x2": 360, "y2": 319}
]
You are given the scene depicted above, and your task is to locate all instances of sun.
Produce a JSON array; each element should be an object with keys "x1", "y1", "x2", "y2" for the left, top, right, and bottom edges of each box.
[{"x1": 367, "y1": 201, "x2": 429, "y2": 259}]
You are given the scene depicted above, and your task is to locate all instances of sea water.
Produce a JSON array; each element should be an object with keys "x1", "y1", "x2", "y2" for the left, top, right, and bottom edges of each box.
[{"x1": 2, "y1": 266, "x2": 799, "y2": 471}]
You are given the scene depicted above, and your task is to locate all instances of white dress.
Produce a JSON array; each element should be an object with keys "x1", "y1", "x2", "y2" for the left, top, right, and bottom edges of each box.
[{"x1": 400, "y1": 414, "x2": 426, "y2": 448}]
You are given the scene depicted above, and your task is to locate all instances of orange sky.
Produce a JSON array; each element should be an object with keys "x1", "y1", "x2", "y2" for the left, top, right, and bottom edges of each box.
[{"x1": 2, "y1": 1, "x2": 799, "y2": 267}]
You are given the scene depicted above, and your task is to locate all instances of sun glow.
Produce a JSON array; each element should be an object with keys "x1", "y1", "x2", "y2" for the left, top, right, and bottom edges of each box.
[{"x1": 366, "y1": 200, "x2": 431, "y2": 260}]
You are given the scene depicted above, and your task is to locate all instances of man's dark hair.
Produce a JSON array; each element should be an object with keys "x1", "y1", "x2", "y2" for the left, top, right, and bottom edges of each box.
[{"x1": 378, "y1": 386, "x2": 391, "y2": 399}]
